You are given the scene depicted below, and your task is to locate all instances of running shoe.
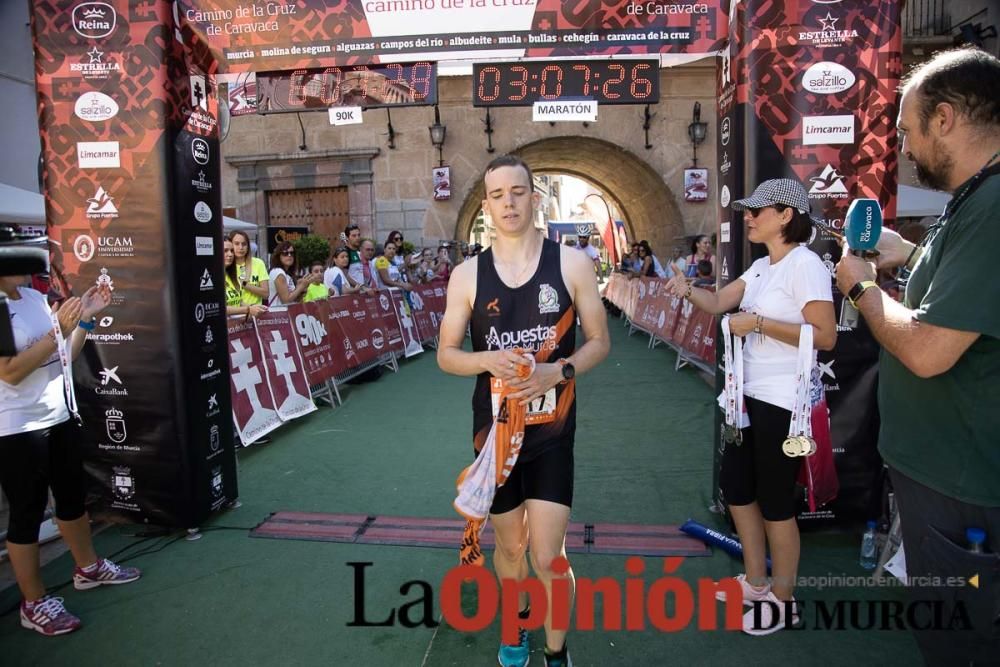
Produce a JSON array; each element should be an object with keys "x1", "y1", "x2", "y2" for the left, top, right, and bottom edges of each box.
[
  {"x1": 498, "y1": 627, "x2": 530, "y2": 667},
  {"x1": 73, "y1": 558, "x2": 142, "y2": 590},
  {"x1": 714, "y1": 573, "x2": 771, "y2": 606},
  {"x1": 742, "y1": 592, "x2": 801, "y2": 636},
  {"x1": 543, "y1": 645, "x2": 572, "y2": 667},
  {"x1": 20, "y1": 596, "x2": 82, "y2": 636}
]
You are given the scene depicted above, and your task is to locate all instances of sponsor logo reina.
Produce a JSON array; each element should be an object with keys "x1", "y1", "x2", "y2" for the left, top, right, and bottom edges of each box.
[
  {"x1": 73, "y1": 2, "x2": 117, "y2": 39},
  {"x1": 71, "y1": 47, "x2": 121, "y2": 81}
]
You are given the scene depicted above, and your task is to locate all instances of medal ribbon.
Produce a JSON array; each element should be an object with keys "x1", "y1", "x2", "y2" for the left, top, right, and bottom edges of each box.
[
  {"x1": 50, "y1": 312, "x2": 79, "y2": 419},
  {"x1": 720, "y1": 316, "x2": 744, "y2": 429},
  {"x1": 788, "y1": 324, "x2": 814, "y2": 440}
]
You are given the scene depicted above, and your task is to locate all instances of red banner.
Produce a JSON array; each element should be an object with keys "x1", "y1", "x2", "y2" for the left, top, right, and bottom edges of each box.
[
  {"x1": 362, "y1": 290, "x2": 403, "y2": 356},
  {"x1": 681, "y1": 310, "x2": 717, "y2": 367},
  {"x1": 286, "y1": 301, "x2": 337, "y2": 385},
  {"x1": 410, "y1": 286, "x2": 437, "y2": 343},
  {"x1": 336, "y1": 295, "x2": 381, "y2": 366},
  {"x1": 253, "y1": 312, "x2": 317, "y2": 420},
  {"x1": 227, "y1": 319, "x2": 282, "y2": 444}
]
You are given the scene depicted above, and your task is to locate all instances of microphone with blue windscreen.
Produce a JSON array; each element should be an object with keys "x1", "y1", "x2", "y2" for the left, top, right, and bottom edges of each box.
[{"x1": 839, "y1": 198, "x2": 883, "y2": 328}]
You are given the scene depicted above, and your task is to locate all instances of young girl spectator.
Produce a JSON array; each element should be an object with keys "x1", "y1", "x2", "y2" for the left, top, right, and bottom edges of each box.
[{"x1": 229, "y1": 231, "x2": 269, "y2": 305}]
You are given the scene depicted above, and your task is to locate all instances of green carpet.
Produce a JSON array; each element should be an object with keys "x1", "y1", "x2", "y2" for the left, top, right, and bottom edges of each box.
[{"x1": 0, "y1": 315, "x2": 921, "y2": 665}]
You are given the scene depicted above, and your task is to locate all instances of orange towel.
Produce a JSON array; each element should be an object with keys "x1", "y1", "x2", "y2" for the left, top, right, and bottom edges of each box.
[{"x1": 454, "y1": 353, "x2": 530, "y2": 566}]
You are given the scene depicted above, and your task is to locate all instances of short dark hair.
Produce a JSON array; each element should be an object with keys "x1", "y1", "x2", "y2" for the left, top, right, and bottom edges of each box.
[
  {"x1": 775, "y1": 204, "x2": 814, "y2": 244},
  {"x1": 903, "y1": 47, "x2": 1000, "y2": 133},
  {"x1": 345, "y1": 224, "x2": 361, "y2": 235},
  {"x1": 696, "y1": 259, "x2": 713, "y2": 276},
  {"x1": 484, "y1": 154, "x2": 534, "y2": 191}
]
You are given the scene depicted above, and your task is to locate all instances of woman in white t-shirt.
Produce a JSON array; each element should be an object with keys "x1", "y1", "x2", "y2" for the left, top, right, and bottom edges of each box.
[
  {"x1": 0, "y1": 278, "x2": 140, "y2": 636},
  {"x1": 324, "y1": 246, "x2": 367, "y2": 296},
  {"x1": 267, "y1": 241, "x2": 317, "y2": 306},
  {"x1": 666, "y1": 178, "x2": 836, "y2": 635}
]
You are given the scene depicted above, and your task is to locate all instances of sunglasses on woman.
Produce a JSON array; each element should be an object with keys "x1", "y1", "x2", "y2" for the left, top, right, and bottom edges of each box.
[
  {"x1": 281, "y1": 250, "x2": 295, "y2": 256},
  {"x1": 746, "y1": 203, "x2": 787, "y2": 218}
]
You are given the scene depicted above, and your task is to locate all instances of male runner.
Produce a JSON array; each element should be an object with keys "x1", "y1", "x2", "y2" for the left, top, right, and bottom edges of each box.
[{"x1": 438, "y1": 154, "x2": 610, "y2": 667}]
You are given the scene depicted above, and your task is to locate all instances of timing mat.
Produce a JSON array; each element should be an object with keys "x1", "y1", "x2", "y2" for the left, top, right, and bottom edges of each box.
[{"x1": 250, "y1": 512, "x2": 711, "y2": 557}]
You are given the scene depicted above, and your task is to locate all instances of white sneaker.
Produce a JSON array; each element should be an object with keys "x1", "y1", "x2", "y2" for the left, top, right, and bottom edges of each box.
[
  {"x1": 742, "y1": 592, "x2": 801, "y2": 636},
  {"x1": 714, "y1": 574, "x2": 771, "y2": 606}
]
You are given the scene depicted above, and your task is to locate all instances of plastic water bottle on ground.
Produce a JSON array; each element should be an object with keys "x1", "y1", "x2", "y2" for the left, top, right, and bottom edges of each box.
[{"x1": 860, "y1": 520, "x2": 878, "y2": 570}]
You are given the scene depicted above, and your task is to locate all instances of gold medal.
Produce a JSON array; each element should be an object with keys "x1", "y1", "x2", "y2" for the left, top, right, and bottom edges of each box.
[{"x1": 782, "y1": 437, "x2": 801, "y2": 457}]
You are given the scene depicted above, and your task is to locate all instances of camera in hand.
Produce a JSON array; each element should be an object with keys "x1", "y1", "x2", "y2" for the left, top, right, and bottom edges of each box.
[{"x1": 1, "y1": 224, "x2": 50, "y2": 357}]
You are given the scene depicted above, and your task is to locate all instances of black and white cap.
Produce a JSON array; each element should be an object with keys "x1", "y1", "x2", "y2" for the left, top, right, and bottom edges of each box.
[{"x1": 732, "y1": 178, "x2": 823, "y2": 225}]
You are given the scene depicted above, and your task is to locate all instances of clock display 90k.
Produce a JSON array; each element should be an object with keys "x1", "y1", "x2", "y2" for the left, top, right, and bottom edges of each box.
[{"x1": 472, "y1": 60, "x2": 660, "y2": 107}]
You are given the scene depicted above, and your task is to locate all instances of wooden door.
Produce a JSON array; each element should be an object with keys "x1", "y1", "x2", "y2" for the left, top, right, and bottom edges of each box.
[{"x1": 266, "y1": 187, "x2": 350, "y2": 246}]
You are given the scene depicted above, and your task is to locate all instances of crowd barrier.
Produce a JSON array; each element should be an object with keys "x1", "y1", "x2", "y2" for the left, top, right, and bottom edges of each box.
[
  {"x1": 226, "y1": 282, "x2": 447, "y2": 444},
  {"x1": 603, "y1": 273, "x2": 717, "y2": 375}
]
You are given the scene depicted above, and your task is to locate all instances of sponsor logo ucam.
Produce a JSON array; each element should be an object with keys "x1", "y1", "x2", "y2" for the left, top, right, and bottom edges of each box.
[
  {"x1": 78, "y1": 141, "x2": 120, "y2": 169},
  {"x1": 74, "y1": 233, "x2": 134, "y2": 260},
  {"x1": 802, "y1": 62, "x2": 855, "y2": 94},
  {"x1": 73, "y1": 2, "x2": 117, "y2": 39},
  {"x1": 484, "y1": 325, "x2": 557, "y2": 353},
  {"x1": 803, "y1": 115, "x2": 854, "y2": 146},
  {"x1": 71, "y1": 47, "x2": 121, "y2": 80},
  {"x1": 799, "y1": 12, "x2": 859, "y2": 47},
  {"x1": 75, "y1": 91, "x2": 118, "y2": 122}
]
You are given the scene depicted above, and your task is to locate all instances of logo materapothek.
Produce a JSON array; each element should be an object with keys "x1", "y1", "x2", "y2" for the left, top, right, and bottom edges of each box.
[
  {"x1": 538, "y1": 283, "x2": 560, "y2": 314},
  {"x1": 86, "y1": 186, "x2": 118, "y2": 219},
  {"x1": 73, "y1": 2, "x2": 117, "y2": 39},
  {"x1": 105, "y1": 407, "x2": 126, "y2": 444}
]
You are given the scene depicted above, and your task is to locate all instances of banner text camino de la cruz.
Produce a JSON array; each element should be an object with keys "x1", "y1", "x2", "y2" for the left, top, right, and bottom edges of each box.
[{"x1": 176, "y1": 0, "x2": 730, "y2": 72}]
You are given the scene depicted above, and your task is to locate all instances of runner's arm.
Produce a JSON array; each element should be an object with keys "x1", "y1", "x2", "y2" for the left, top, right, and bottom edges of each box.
[{"x1": 436, "y1": 259, "x2": 529, "y2": 381}]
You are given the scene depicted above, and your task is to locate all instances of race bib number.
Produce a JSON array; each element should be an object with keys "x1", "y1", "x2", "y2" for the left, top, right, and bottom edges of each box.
[{"x1": 490, "y1": 378, "x2": 556, "y2": 425}]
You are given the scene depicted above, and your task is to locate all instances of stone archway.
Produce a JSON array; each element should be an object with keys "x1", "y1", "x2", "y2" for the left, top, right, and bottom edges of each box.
[{"x1": 455, "y1": 137, "x2": 684, "y2": 258}]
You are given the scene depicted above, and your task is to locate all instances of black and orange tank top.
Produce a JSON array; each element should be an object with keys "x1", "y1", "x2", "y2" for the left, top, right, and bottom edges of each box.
[{"x1": 471, "y1": 238, "x2": 576, "y2": 460}]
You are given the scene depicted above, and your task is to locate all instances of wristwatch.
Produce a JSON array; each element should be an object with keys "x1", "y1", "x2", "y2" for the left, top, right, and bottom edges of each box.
[
  {"x1": 557, "y1": 359, "x2": 575, "y2": 384},
  {"x1": 847, "y1": 280, "x2": 877, "y2": 308}
]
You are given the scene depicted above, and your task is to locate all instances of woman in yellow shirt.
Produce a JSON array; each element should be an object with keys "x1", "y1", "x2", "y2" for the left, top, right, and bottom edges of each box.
[
  {"x1": 229, "y1": 231, "x2": 269, "y2": 305},
  {"x1": 224, "y1": 238, "x2": 267, "y2": 319}
]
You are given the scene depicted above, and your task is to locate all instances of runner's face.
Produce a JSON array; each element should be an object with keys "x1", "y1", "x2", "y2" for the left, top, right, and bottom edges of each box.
[
  {"x1": 482, "y1": 165, "x2": 538, "y2": 236},
  {"x1": 223, "y1": 241, "x2": 234, "y2": 266}
]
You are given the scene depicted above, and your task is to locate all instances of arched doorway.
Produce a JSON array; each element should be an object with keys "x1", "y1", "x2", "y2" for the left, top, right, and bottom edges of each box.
[{"x1": 454, "y1": 137, "x2": 684, "y2": 259}]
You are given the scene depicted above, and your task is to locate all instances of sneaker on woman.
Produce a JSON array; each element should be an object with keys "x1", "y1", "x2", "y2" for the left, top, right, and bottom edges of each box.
[
  {"x1": 714, "y1": 573, "x2": 771, "y2": 606},
  {"x1": 73, "y1": 558, "x2": 142, "y2": 590},
  {"x1": 742, "y1": 592, "x2": 800, "y2": 636},
  {"x1": 498, "y1": 627, "x2": 530, "y2": 667},
  {"x1": 20, "y1": 596, "x2": 82, "y2": 636}
]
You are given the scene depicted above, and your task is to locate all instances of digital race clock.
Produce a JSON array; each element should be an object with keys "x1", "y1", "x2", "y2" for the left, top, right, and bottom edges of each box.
[
  {"x1": 472, "y1": 60, "x2": 659, "y2": 107},
  {"x1": 256, "y1": 63, "x2": 437, "y2": 113}
]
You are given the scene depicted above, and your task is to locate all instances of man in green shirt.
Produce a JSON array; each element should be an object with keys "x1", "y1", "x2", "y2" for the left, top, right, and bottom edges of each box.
[
  {"x1": 345, "y1": 223, "x2": 362, "y2": 266},
  {"x1": 837, "y1": 48, "x2": 1000, "y2": 664}
]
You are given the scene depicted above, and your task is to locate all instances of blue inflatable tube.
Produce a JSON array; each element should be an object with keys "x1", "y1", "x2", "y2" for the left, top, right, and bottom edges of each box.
[{"x1": 680, "y1": 519, "x2": 772, "y2": 571}]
